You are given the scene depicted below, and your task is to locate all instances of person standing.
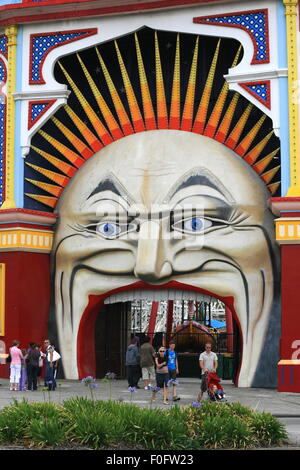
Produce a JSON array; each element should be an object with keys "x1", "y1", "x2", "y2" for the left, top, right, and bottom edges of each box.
[
  {"x1": 27, "y1": 343, "x2": 40, "y2": 391},
  {"x1": 44, "y1": 339, "x2": 56, "y2": 391},
  {"x1": 166, "y1": 341, "x2": 180, "y2": 401},
  {"x1": 140, "y1": 336, "x2": 156, "y2": 390},
  {"x1": 155, "y1": 347, "x2": 169, "y2": 405},
  {"x1": 198, "y1": 342, "x2": 218, "y2": 401},
  {"x1": 36, "y1": 344, "x2": 43, "y2": 387},
  {"x1": 125, "y1": 338, "x2": 140, "y2": 388},
  {"x1": 9, "y1": 340, "x2": 24, "y2": 391},
  {"x1": 19, "y1": 349, "x2": 28, "y2": 391}
]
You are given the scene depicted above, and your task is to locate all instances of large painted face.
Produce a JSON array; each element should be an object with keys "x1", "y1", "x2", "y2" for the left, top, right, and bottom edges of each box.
[{"x1": 53, "y1": 130, "x2": 277, "y2": 386}]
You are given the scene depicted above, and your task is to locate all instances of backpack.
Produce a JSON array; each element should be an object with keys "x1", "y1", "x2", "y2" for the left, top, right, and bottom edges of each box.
[{"x1": 126, "y1": 345, "x2": 138, "y2": 365}]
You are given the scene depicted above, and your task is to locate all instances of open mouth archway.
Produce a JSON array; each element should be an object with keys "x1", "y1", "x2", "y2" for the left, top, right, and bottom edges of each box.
[{"x1": 77, "y1": 281, "x2": 242, "y2": 383}]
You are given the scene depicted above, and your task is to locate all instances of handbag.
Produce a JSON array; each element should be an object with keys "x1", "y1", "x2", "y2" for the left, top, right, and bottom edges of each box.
[{"x1": 47, "y1": 349, "x2": 61, "y2": 362}]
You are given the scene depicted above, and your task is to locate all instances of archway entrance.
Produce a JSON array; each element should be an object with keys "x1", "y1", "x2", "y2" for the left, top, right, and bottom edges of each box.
[
  {"x1": 95, "y1": 302, "x2": 128, "y2": 378},
  {"x1": 94, "y1": 292, "x2": 241, "y2": 382}
]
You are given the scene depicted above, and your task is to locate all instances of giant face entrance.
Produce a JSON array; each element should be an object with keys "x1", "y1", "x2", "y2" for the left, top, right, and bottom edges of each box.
[{"x1": 94, "y1": 291, "x2": 241, "y2": 381}]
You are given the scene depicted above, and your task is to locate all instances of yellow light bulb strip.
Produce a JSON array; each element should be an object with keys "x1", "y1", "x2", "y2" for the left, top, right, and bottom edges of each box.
[
  {"x1": 169, "y1": 34, "x2": 181, "y2": 129},
  {"x1": 77, "y1": 53, "x2": 123, "y2": 141},
  {"x1": 51, "y1": 116, "x2": 94, "y2": 160},
  {"x1": 115, "y1": 40, "x2": 145, "y2": 133},
  {"x1": 135, "y1": 33, "x2": 156, "y2": 131},
  {"x1": 204, "y1": 45, "x2": 242, "y2": 138},
  {"x1": 155, "y1": 32, "x2": 168, "y2": 129},
  {"x1": 181, "y1": 37, "x2": 199, "y2": 132},
  {"x1": 283, "y1": 0, "x2": 300, "y2": 196},
  {"x1": 38, "y1": 129, "x2": 85, "y2": 168},
  {"x1": 193, "y1": 39, "x2": 221, "y2": 134},
  {"x1": 96, "y1": 47, "x2": 134, "y2": 136},
  {"x1": 1, "y1": 25, "x2": 18, "y2": 209},
  {"x1": 58, "y1": 61, "x2": 113, "y2": 145},
  {"x1": 64, "y1": 104, "x2": 103, "y2": 152}
]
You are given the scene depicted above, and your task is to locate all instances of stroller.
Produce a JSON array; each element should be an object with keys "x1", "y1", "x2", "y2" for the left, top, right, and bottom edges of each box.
[{"x1": 206, "y1": 372, "x2": 226, "y2": 402}]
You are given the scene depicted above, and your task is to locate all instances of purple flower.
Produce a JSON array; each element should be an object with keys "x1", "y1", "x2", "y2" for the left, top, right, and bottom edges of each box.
[
  {"x1": 128, "y1": 386, "x2": 137, "y2": 393},
  {"x1": 81, "y1": 376, "x2": 94, "y2": 384},
  {"x1": 90, "y1": 383, "x2": 99, "y2": 390},
  {"x1": 81, "y1": 376, "x2": 97, "y2": 387},
  {"x1": 105, "y1": 372, "x2": 117, "y2": 380},
  {"x1": 192, "y1": 401, "x2": 202, "y2": 408}
]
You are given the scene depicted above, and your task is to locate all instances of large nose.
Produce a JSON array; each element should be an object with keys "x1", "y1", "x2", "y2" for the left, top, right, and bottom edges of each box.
[{"x1": 134, "y1": 220, "x2": 172, "y2": 282}]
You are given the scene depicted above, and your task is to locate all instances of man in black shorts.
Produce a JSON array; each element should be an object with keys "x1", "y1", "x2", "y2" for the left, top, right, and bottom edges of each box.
[{"x1": 198, "y1": 343, "x2": 218, "y2": 401}]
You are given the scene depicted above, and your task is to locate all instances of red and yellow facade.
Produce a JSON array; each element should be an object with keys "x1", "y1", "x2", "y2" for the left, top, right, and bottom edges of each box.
[{"x1": 0, "y1": 0, "x2": 300, "y2": 391}]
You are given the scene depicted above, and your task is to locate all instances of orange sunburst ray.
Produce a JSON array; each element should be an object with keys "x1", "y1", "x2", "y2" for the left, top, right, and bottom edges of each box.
[
  {"x1": 267, "y1": 181, "x2": 281, "y2": 195},
  {"x1": 25, "y1": 193, "x2": 57, "y2": 208},
  {"x1": 26, "y1": 162, "x2": 70, "y2": 187},
  {"x1": 169, "y1": 34, "x2": 181, "y2": 129},
  {"x1": 214, "y1": 92, "x2": 239, "y2": 143},
  {"x1": 234, "y1": 115, "x2": 267, "y2": 156},
  {"x1": 64, "y1": 105, "x2": 103, "y2": 152},
  {"x1": 155, "y1": 32, "x2": 168, "y2": 129},
  {"x1": 96, "y1": 47, "x2": 134, "y2": 136},
  {"x1": 38, "y1": 130, "x2": 85, "y2": 168},
  {"x1": 243, "y1": 131, "x2": 274, "y2": 165},
  {"x1": 192, "y1": 39, "x2": 221, "y2": 135},
  {"x1": 225, "y1": 103, "x2": 253, "y2": 149},
  {"x1": 58, "y1": 61, "x2": 113, "y2": 146},
  {"x1": 260, "y1": 165, "x2": 280, "y2": 185},
  {"x1": 252, "y1": 148, "x2": 280, "y2": 174},
  {"x1": 51, "y1": 116, "x2": 94, "y2": 160},
  {"x1": 77, "y1": 53, "x2": 123, "y2": 141},
  {"x1": 204, "y1": 45, "x2": 242, "y2": 138},
  {"x1": 135, "y1": 33, "x2": 156, "y2": 130},
  {"x1": 31, "y1": 145, "x2": 77, "y2": 177},
  {"x1": 115, "y1": 40, "x2": 145, "y2": 133},
  {"x1": 181, "y1": 37, "x2": 199, "y2": 132},
  {"x1": 26, "y1": 178, "x2": 63, "y2": 198}
]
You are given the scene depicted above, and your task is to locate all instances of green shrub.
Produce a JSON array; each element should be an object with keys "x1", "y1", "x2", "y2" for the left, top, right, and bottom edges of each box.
[
  {"x1": 28, "y1": 418, "x2": 67, "y2": 448},
  {"x1": 0, "y1": 397, "x2": 288, "y2": 450},
  {"x1": 249, "y1": 412, "x2": 288, "y2": 446},
  {"x1": 0, "y1": 412, "x2": 24, "y2": 443},
  {"x1": 67, "y1": 409, "x2": 125, "y2": 449}
]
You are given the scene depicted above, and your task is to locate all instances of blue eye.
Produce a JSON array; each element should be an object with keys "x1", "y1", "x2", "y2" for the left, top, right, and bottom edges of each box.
[
  {"x1": 173, "y1": 216, "x2": 212, "y2": 234},
  {"x1": 186, "y1": 217, "x2": 204, "y2": 232},
  {"x1": 184, "y1": 217, "x2": 212, "y2": 233},
  {"x1": 96, "y1": 222, "x2": 120, "y2": 238}
]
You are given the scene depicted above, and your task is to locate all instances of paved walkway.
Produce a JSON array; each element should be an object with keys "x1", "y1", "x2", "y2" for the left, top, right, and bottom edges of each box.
[{"x1": 0, "y1": 378, "x2": 300, "y2": 448}]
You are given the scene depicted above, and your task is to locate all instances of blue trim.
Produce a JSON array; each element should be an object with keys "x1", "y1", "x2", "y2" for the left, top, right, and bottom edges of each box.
[
  {"x1": 289, "y1": 366, "x2": 293, "y2": 385},
  {"x1": 0, "y1": 220, "x2": 54, "y2": 226},
  {"x1": 0, "y1": 0, "x2": 21, "y2": 5},
  {"x1": 277, "y1": 0, "x2": 290, "y2": 196},
  {"x1": 14, "y1": 26, "x2": 24, "y2": 208},
  {"x1": 281, "y1": 365, "x2": 285, "y2": 385}
]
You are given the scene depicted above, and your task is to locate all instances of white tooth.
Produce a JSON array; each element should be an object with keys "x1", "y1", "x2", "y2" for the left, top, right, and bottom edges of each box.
[{"x1": 104, "y1": 289, "x2": 213, "y2": 304}]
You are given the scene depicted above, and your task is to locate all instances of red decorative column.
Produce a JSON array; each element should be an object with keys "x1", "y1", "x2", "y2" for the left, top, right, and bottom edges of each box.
[
  {"x1": 166, "y1": 300, "x2": 174, "y2": 347},
  {"x1": 269, "y1": 198, "x2": 300, "y2": 392},
  {"x1": 0, "y1": 209, "x2": 56, "y2": 378},
  {"x1": 225, "y1": 305, "x2": 234, "y2": 353},
  {"x1": 148, "y1": 301, "x2": 159, "y2": 344}
]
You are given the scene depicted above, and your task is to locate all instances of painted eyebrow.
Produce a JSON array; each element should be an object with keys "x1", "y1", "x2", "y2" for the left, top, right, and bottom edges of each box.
[
  {"x1": 87, "y1": 179, "x2": 122, "y2": 200},
  {"x1": 169, "y1": 173, "x2": 232, "y2": 202}
]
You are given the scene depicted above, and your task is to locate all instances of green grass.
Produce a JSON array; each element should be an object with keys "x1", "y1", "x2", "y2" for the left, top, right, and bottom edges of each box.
[{"x1": 0, "y1": 398, "x2": 288, "y2": 449}]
